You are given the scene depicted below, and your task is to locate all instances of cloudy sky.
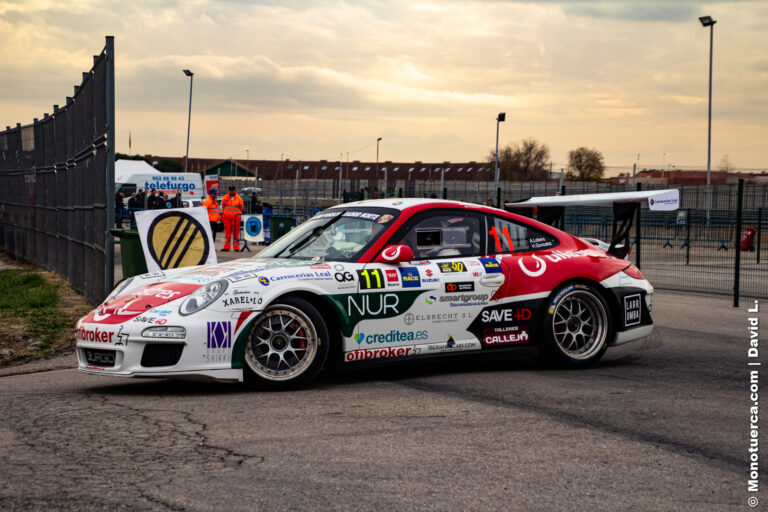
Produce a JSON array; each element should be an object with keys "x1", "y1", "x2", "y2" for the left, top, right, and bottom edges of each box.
[{"x1": 1, "y1": 0, "x2": 767, "y2": 172}]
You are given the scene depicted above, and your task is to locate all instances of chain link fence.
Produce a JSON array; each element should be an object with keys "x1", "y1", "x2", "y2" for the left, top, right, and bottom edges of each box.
[{"x1": 0, "y1": 37, "x2": 115, "y2": 304}]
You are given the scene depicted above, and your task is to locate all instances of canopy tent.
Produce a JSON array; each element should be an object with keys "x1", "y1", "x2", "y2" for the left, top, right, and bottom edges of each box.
[{"x1": 115, "y1": 159, "x2": 162, "y2": 179}]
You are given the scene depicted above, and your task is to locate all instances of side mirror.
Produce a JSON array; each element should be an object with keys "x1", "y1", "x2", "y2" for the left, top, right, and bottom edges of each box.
[{"x1": 374, "y1": 245, "x2": 414, "y2": 264}]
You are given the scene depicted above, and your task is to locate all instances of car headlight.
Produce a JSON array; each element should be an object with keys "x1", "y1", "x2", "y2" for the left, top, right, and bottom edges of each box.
[
  {"x1": 178, "y1": 279, "x2": 228, "y2": 316},
  {"x1": 103, "y1": 277, "x2": 135, "y2": 304}
]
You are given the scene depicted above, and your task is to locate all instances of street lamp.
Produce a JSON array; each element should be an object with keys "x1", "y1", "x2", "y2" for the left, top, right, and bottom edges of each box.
[
  {"x1": 376, "y1": 137, "x2": 383, "y2": 197},
  {"x1": 494, "y1": 112, "x2": 506, "y2": 207},
  {"x1": 699, "y1": 15, "x2": 716, "y2": 221},
  {"x1": 183, "y1": 69, "x2": 194, "y2": 173}
]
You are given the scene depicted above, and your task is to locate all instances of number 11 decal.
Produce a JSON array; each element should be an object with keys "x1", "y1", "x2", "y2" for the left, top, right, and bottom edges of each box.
[{"x1": 489, "y1": 225, "x2": 514, "y2": 252}]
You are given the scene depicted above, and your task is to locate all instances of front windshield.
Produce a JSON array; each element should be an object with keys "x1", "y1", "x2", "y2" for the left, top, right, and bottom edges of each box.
[{"x1": 259, "y1": 208, "x2": 399, "y2": 262}]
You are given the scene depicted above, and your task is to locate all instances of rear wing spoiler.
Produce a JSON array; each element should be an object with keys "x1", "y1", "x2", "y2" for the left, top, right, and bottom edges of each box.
[{"x1": 505, "y1": 189, "x2": 680, "y2": 259}]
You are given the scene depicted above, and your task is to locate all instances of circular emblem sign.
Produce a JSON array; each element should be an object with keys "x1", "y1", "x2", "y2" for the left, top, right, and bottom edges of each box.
[
  {"x1": 245, "y1": 216, "x2": 262, "y2": 236},
  {"x1": 147, "y1": 211, "x2": 210, "y2": 270}
]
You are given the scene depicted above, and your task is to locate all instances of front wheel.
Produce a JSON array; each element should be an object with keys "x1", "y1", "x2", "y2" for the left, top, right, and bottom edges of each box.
[
  {"x1": 539, "y1": 283, "x2": 612, "y2": 368},
  {"x1": 243, "y1": 296, "x2": 329, "y2": 390}
]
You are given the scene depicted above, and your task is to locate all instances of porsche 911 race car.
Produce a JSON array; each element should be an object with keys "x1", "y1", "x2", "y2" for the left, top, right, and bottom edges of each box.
[{"x1": 76, "y1": 198, "x2": 654, "y2": 389}]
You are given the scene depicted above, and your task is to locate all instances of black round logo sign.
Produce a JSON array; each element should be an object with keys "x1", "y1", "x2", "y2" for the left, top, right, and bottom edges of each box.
[{"x1": 147, "y1": 211, "x2": 210, "y2": 269}]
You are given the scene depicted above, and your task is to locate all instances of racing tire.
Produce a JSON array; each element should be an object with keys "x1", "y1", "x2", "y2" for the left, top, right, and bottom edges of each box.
[
  {"x1": 539, "y1": 283, "x2": 612, "y2": 368},
  {"x1": 243, "y1": 296, "x2": 329, "y2": 390}
]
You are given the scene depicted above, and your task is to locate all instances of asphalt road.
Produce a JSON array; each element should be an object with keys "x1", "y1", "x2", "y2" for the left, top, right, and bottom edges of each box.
[{"x1": 0, "y1": 292, "x2": 762, "y2": 511}]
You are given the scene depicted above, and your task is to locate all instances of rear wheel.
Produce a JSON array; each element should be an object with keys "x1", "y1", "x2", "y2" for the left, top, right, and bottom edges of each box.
[
  {"x1": 539, "y1": 283, "x2": 611, "y2": 368},
  {"x1": 243, "y1": 296, "x2": 329, "y2": 390}
]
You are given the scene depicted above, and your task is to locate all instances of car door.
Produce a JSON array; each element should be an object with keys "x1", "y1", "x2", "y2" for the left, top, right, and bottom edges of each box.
[
  {"x1": 464, "y1": 214, "x2": 561, "y2": 350},
  {"x1": 355, "y1": 209, "x2": 497, "y2": 359}
]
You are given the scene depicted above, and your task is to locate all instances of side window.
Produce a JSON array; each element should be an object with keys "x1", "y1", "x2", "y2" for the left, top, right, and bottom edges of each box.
[
  {"x1": 393, "y1": 213, "x2": 482, "y2": 259},
  {"x1": 486, "y1": 216, "x2": 558, "y2": 254}
]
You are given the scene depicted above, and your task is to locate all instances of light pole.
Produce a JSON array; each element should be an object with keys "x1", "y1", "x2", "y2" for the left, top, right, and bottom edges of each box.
[
  {"x1": 183, "y1": 69, "x2": 194, "y2": 173},
  {"x1": 700, "y1": 15, "x2": 716, "y2": 221},
  {"x1": 376, "y1": 137, "x2": 383, "y2": 197},
  {"x1": 494, "y1": 112, "x2": 505, "y2": 207}
]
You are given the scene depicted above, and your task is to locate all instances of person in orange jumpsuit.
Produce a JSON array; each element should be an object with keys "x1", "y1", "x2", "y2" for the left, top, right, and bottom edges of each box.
[
  {"x1": 202, "y1": 189, "x2": 221, "y2": 241},
  {"x1": 221, "y1": 186, "x2": 244, "y2": 251}
]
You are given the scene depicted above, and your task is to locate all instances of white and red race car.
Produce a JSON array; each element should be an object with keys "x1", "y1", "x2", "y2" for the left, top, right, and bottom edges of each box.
[{"x1": 76, "y1": 198, "x2": 654, "y2": 389}]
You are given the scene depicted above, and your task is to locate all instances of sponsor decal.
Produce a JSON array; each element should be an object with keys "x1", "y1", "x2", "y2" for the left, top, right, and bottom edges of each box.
[
  {"x1": 357, "y1": 329, "x2": 427, "y2": 344},
  {"x1": 438, "y1": 261, "x2": 466, "y2": 273},
  {"x1": 310, "y1": 263, "x2": 331, "y2": 269},
  {"x1": 326, "y1": 290, "x2": 425, "y2": 336},
  {"x1": 413, "y1": 260, "x2": 431, "y2": 265},
  {"x1": 377, "y1": 214, "x2": 394, "y2": 224},
  {"x1": 76, "y1": 326, "x2": 115, "y2": 344},
  {"x1": 425, "y1": 269, "x2": 434, "y2": 278},
  {"x1": 222, "y1": 295, "x2": 264, "y2": 308},
  {"x1": 392, "y1": 201, "x2": 404, "y2": 206},
  {"x1": 357, "y1": 269, "x2": 385, "y2": 289},
  {"x1": 132, "y1": 315, "x2": 158, "y2": 324},
  {"x1": 399, "y1": 267, "x2": 421, "y2": 288},
  {"x1": 114, "y1": 326, "x2": 129, "y2": 346},
  {"x1": 624, "y1": 293, "x2": 642, "y2": 327},
  {"x1": 334, "y1": 264, "x2": 345, "y2": 271},
  {"x1": 445, "y1": 282, "x2": 475, "y2": 293},
  {"x1": 420, "y1": 338, "x2": 478, "y2": 354},
  {"x1": 404, "y1": 313, "x2": 415, "y2": 326},
  {"x1": 207, "y1": 321, "x2": 232, "y2": 349},
  {"x1": 182, "y1": 266, "x2": 239, "y2": 277},
  {"x1": 269, "y1": 270, "x2": 333, "y2": 282},
  {"x1": 139, "y1": 271, "x2": 166, "y2": 279},
  {"x1": 482, "y1": 325, "x2": 530, "y2": 346},
  {"x1": 345, "y1": 346, "x2": 414, "y2": 361},
  {"x1": 258, "y1": 276, "x2": 270, "y2": 286},
  {"x1": 381, "y1": 245, "x2": 405, "y2": 261},
  {"x1": 411, "y1": 312, "x2": 459, "y2": 324},
  {"x1": 334, "y1": 271, "x2": 355, "y2": 282},
  {"x1": 439, "y1": 293, "x2": 489, "y2": 305},
  {"x1": 226, "y1": 270, "x2": 260, "y2": 283},
  {"x1": 82, "y1": 283, "x2": 201, "y2": 325},
  {"x1": 518, "y1": 254, "x2": 547, "y2": 277},
  {"x1": 479, "y1": 257, "x2": 502, "y2": 274},
  {"x1": 425, "y1": 295, "x2": 436, "y2": 305},
  {"x1": 481, "y1": 307, "x2": 532, "y2": 323},
  {"x1": 385, "y1": 269, "x2": 399, "y2": 283},
  {"x1": 150, "y1": 309, "x2": 173, "y2": 316}
]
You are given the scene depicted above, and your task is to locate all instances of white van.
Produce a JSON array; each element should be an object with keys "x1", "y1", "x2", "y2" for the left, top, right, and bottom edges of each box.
[{"x1": 115, "y1": 161, "x2": 204, "y2": 206}]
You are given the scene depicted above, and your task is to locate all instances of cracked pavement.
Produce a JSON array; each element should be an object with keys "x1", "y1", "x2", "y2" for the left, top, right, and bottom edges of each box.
[{"x1": 0, "y1": 292, "x2": 762, "y2": 511}]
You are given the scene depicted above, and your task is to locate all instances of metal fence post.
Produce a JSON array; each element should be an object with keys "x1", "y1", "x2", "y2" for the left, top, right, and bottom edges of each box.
[
  {"x1": 733, "y1": 178, "x2": 744, "y2": 307},
  {"x1": 685, "y1": 208, "x2": 691, "y2": 266},
  {"x1": 635, "y1": 182, "x2": 642, "y2": 269},
  {"x1": 757, "y1": 207, "x2": 763, "y2": 265},
  {"x1": 105, "y1": 36, "x2": 115, "y2": 296}
]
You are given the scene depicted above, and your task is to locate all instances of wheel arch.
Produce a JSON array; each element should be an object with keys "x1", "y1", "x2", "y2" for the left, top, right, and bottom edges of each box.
[
  {"x1": 544, "y1": 277, "x2": 619, "y2": 338},
  {"x1": 267, "y1": 290, "x2": 344, "y2": 368}
]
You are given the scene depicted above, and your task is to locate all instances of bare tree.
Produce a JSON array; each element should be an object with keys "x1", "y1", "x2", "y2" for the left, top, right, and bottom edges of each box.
[
  {"x1": 718, "y1": 154, "x2": 733, "y2": 172},
  {"x1": 487, "y1": 138, "x2": 550, "y2": 181},
  {"x1": 566, "y1": 147, "x2": 605, "y2": 182}
]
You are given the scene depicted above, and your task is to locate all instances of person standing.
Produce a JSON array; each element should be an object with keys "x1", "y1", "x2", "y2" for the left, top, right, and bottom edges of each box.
[
  {"x1": 148, "y1": 189, "x2": 162, "y2": 209},
  {"x1": 114, "y1": 191, "x2": 125, "y2": 227},
  {"x1": 127, "y1": 192, "x2": 138, "y2": 229},
  {"x1": 203, "y1": 189, "x2": 221, "y2": 242},
  {"x1": 136, "y1": 189, "x2": 146, "y2": 210},
  {"x1": 221, "y1": 186, "x2": 244, "y2": 251}
]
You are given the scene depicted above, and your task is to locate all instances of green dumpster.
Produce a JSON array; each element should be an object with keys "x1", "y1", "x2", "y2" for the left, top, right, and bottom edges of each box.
[
  {"x1": 269, "y1": 216, "x2": 293, "y2": 241},
  {"x1": 110, "y1": 229, "x2": 148, "y2": 278}
]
